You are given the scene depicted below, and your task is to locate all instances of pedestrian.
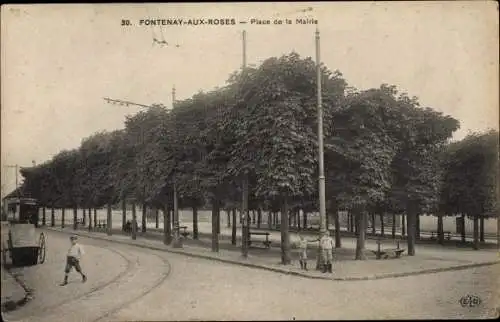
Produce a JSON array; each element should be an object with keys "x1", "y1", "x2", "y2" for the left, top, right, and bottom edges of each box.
[
  {"x1": 319, "y1": 231, "x2": 335, "y2": 273},
  {"x1": 60, "y1": 235, "x2": 87, "y2": 286},
  {"x1": 295, "y1": 232, "x2": 316, "y2": 271}
]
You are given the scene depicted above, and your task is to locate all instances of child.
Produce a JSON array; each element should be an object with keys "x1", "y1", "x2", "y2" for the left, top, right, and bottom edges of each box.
[
  {"x1": 319, "y1": 231, "x2": 335, "y2": 273},
  {"x1": 296, "y1": 233, "x2": 317, "y2": 271},
  {"x1": 60, "y1": 235, "x2": 87, "y2": 286}
]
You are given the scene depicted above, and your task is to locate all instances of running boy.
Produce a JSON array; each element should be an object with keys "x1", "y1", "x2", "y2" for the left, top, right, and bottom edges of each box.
[{"x1": 60, "y1": 235, "x2": 87, "y2": 286}]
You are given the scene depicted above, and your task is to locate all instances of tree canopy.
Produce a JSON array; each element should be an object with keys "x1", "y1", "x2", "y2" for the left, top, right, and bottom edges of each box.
[{"x1": 19, "y1": 51, "x2": 495, "y2": 258}]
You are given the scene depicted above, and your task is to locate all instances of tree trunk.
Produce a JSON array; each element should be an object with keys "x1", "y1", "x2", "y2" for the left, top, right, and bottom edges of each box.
[
  {"x1": 391, "y1": 213, "x2": 396, "y2": 239},
  {"x1": 303, "y1": 211, "x2": 307, "y2": 230},
  {"x1": 354, "y1": 212, "x2": 359, "y2": 236},
  {"x1": 163, "y1": 203, "x2": 172, "y2": 245},
  {"x1": 61, "y1": 208, "x2": 65, "y2": 228},
  {"x1": 73, "y1": 206, "x2": 77, "y2": 230},
  {"x1": 107, "y1": 203, "x2": 112, "y2": 236},
  {"x1": 333, "y1": 205, "x2": 341, "y2": 248},
  {"x1": 480, "y1": 217, "x2": 485, "y2": 242},
  {"x1": 241, "y1": 175, "x2": 249, "y2": 258},
  {"x1": 252, "y1": 210, "x2": 256, "y2": 225},
  {"x1": 257, "y1": 208, "x2": 262, "y2": 229},
  {"x1": 226, "y1": 209, "x2": 231, "y2": 228},
  {"x1": 297, "y1": 209, "x2": 301, "y2": 230},
  {"x1": 231, "y1": 208, "x2": 237, "y2": 245},
  {"x1": 416, "y1": 214, "x2": 420, "y2": 240},
  {"x1": 50, "y1": 207, "x2": 55, "y2": 227},
  {"x1": 131, "y1": 203, "x2": 137, "y2": 240},
  {"x1": 380, "y1": 213, "x2": 385, "y2": 237},
  {"x1": 163, "y1": 204, "x2": 171, "y2": 245},
  {"x1": 211, "y1": 198, "x2": 220, "y2": 252},
  {"x1": 142, "y1": 204, "x2": 147, "y2": 233},
  {"x1": 437, "y1": 213, "x2": 444, "y2": 245},
  {"x1": 351, "y1": 212, "x2": 356, "y2": 232},
  {"x1": 347, "y1": 211, "x2": 351, "y2": 232},
  {"x1": 371, "y1": 212, "x2": 376, "y2": 235},
  {"x1": 461, "y1": 213, "x2": 466, "y2": 243},
  {"x1": 193, "y1": 206, "x2": 199, "y2": 240},
  {"x1": 402, "y1": 214, "x2": 406, "y2": 237},
  {"x1": 94, "y1": 208, "x2": 97, "y2": 229},
  {"x1": 88, "y1": 208, "x2": 92, "y2": 232},
  {"x1": 172, "y1": 182, "x2": 181, "y2": 248},
  {"x1": 355, "y1": 206, "x2": 367, "y2": 260},
  {"x1": 121, "y1": 199, "x2": 126, "y2": 231},
  {"x1": 217, "y1": 208, "x2": 221, "y2": 234},
  {"x1": 155, "y1": 207, "x2": 159, "y2": 229},
  {"x1": 473, "y1": 214, "x2": 479, "y2": 250},
  {"x1": 406, "y1": 202, "x2": 417, "y2": 256},
  {"x1": 42, "y1": 207, "x2": 46, "y2": 226},
  {"x1": 280, "y1": 197, "x2": 291, "y2": 265}
]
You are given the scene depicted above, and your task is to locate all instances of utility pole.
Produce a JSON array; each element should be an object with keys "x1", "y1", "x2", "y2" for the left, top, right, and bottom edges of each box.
[
  {"x1": 4, "y1": 164, "x2": 19, "y2": 197},
  {"x1": 103, "y1": 97, "x2": 158, "y2": 241},
  {"x1": 172, "y1": 86, "x2": 182, "y2": 248},
  {"x1": 315, "y1": 27, "x2": 327, "y2": 270},
  {"x1": 241, "y1": 30, "x2": 250, "y2": 259}
]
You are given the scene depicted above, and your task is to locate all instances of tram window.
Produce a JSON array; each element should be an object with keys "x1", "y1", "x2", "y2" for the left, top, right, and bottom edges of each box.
[{"x1": 20, "y1": 204, "x2": 38, "y2": 223}]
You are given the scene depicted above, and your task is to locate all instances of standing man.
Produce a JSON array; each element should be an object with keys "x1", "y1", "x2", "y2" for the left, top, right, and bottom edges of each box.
[
  {"x1": 60, "y1": 235, "x2": 87, "y2": 286},
  {"x1": 319, "y1": 231, "x2": 335, "y2": 273}
]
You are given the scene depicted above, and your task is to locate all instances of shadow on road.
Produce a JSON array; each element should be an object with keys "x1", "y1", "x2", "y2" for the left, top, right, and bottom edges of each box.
[{"x1": 1, "y1": 259, "x2": 34, "y2": 313}]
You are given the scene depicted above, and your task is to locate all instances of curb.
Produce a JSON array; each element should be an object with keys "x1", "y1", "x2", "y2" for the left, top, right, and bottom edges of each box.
[{"x1": 47, "y1": 228, "x2": 500, "y2": 282}]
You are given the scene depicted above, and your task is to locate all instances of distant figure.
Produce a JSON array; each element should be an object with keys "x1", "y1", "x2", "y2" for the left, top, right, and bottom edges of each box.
[
  {"x1": 124, "y1": 220, "x2": 138, "y2": 233},
  {"x1": 124, "y1": 220, "x2": 132, "y2": 233},
  {"x1": 60, "y1": 235, "x2": 87, "y2": 286},
  {"x1": 319, "y1": 231, "x2": 335, "y2": 273},
  {"x1": 296, "y1": 232, "x2": 317, "y2": 271}
]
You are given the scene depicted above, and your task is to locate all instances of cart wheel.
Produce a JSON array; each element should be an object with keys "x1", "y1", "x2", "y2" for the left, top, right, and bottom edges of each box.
[{"x1": 38, "y1": 233, "x2": 46, "y2": 264}]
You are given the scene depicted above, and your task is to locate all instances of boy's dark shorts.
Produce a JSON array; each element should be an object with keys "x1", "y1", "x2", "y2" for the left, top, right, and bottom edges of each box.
[{"x1": 65, "y1": 256, "x2": 82, "y2": 273}]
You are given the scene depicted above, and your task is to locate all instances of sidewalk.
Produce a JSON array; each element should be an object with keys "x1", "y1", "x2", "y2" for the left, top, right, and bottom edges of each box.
[
  {"x1": 141, "y1": 221, "x2": 498, "y2": 263},
  {"x1": 46, "y1": 224, "x2": 500, "y2": 282},
  {"x1": 1, "y1": 221, "x2": 30, "y2": 313}
]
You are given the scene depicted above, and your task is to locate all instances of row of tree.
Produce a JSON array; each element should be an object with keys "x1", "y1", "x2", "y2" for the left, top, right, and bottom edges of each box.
[{"x1": 19, "y1": 52, "x2": 497, "y2": 262}]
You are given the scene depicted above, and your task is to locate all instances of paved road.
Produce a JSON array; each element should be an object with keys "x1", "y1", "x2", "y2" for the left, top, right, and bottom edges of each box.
[
  {"x1": 3, "y1": 230, "x2": 171, "y2": 322},
  {"x1": 3, "y1": 230, "x2": 498, "y2": 321}
]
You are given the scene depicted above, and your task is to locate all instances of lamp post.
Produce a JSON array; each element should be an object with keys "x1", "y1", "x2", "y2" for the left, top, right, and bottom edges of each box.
[
  {"x1": 315, "y1": 27, "x2": 327, "y2": 270},
  {"x1": 241, "y1": 29, "x2": 250, "y2": 259},
  {"x1": 172, "y1": 85, "x2": 183, "y2": 248}
]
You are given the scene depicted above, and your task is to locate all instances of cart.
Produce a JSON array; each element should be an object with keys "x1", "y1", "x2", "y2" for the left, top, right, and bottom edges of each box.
[{"x1": 1, "y1": 197, "x2": 46, "y2": 266}]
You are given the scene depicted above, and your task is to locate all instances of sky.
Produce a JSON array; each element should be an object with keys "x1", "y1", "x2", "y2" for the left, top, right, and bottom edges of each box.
[{"x1": 1, "y1": 2, "x2": 498, "y2": 197}]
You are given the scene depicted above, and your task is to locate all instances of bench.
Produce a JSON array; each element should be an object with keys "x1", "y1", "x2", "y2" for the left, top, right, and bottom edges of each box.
[
  {"x1": 179, "y1": 226, "x2": 190, "y2": 238},
  {"x1": 96, "y1": 220, "x2": 107, "y2": 229},
  {"x1": 248, "y1": 231, "x2": 271, "y2": 249},
  {"x1": 430, "y1": 231, "x2": 451, "y2": 241},
  {"x1": 371, "y1": 238, "x2": 406, "y2": 259}
]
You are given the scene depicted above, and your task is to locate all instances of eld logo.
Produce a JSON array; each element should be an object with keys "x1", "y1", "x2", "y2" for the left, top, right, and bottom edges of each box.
[{"x1": 459, "y1": 294, "x2": 482, "y2": 308}]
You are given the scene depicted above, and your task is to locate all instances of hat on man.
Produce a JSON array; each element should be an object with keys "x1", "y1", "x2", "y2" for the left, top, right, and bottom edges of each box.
[{"x1": 70, "y1": 235, "x2": 78, "y2": 240}]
